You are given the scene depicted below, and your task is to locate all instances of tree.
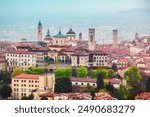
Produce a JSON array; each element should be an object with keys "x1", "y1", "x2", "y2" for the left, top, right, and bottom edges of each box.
[
  {"x1": 0, "y1": 84, "x2": 12, "y2": 99},
  {"x1": 96, "y1": 73, "x2": 104, "y2": 90},
  {"x1": 55, "y1": 77, "x2": 72, "y2": 93},
  {"x1": 105, "y1": 82, "x2": 114, "y2": 94},
  {"x1": 124, "y1": 66, "x2": 142, "y2": 99},
  {"x1": 146, "y1": 77, "x2": 150, "y2": 92},
  {"x1": 111, "y1": 63, "x2": 118, "y2": 73},
  {"x1": 77, "y1": 66, "x2": 88, "y2": 78},
  {"x1": 28, "y1": 93, "x2": 34, "y2": 100},
  {"x1": 91, "y1": 70, "x2": 97, "y2": 78},
  {"x1": 21, "y1": 96, "x2": 28, "y2": 100},
  {"x1": 117, "y1": 83, "x2": 127, "y2": 100},
  {"x1": 82, "y1": 85, "x2": 96, "y2": 100},
  {"x1": 40, "y1": 97, "x2": 48, "y2": 100},
  {"x1": 24, "y1": 67, "x2": 44, "y2": 74},
  {"x1": 0, "y1": 71, "x2": 11, "y2": 84},
  {"x1": 96, "y1": 68, "x2": 108, "y2": 78},
  {"x1": 54, "y1": 68, "x2": 65, "y2": 78},
  {"x1": 12, "y1": 67, "x2": 22, "y2": 77},
  {"x1": 64, "y1": 67, "x2": 72, "y2": 78},
  {"x1": 107, "y1": 69, "x2": 116, "y2": 78}
]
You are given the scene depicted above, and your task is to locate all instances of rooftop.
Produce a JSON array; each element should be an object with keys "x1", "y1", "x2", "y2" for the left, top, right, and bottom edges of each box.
[
  {"x1": 53, "y1": 30, "x2": 66, "y2": 38},
  {"x1": 13, "y1": 73, "x2": 39, "y2": 79},
  {"x1": 66, "y1": 28, "x2": 76, "y2": 35}
]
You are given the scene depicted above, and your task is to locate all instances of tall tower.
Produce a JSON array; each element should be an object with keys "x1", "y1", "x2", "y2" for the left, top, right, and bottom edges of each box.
[
  {"x1": 38, "y1": 20, "x2": 42, "y2": 41},
  {"x1": 88, "y1": 28, "x2": 96, "y2": 50},
  {"x1": 135, "y1": 32, "x2": 139, "y2": 40},
  {"x1": 112, "y1": 29, "x2": 118, "y2": 48},
  {"x1": 79, "y1": 33, "x2": 82, "y2": 41}
]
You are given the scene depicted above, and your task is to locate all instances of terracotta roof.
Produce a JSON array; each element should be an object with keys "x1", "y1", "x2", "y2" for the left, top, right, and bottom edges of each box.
[
  {"x1": 71, "y1": 78, "x2": 96, "y2": 83},
  {"x1": 72, "y1": 51, "x2": 89, "y2": 56},
  {"x1": 135, "y1": 92, "x2": 150, "y2": 100},
  {"x1": 0, "y1": 58, "x2": 6, "y2": 62},
  {"x1": 90, "y1": 50, "x2": 108, "y2": 55},
  {"x1": 6, "y1": 50, "x2": 35, "y2": 54},
  {"x1": 95, "y1": 92, "x2": 117, "y2": 100},
  {"x1": 71, "y1": 78, "x2": 121, "y2": 84},
  {"x1": 0, "y1": 41, "x2": 12, "y2": 46},
  {"x1": 13, "y1": 73, "x2": 39, "y2": 79}
]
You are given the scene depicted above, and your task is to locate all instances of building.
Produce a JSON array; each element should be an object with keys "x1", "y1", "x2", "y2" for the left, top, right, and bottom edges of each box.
[
  {"x1": 112, "y1": 29, "x2": 118, "y2": 48},
  {"x1": 71, "y1": 77, "x2": 121, "y2": 89},
  {"x1": 66, "y1": 28, "x2": 76, "y2": 40},
  {"x1": 0, "y1": 41, "x2": 12, "y2": 52},
  {"x1": 44, "y1": 29, "x2": 53, "y2": 44},
  {"x1": 95, "y1": 92, "x2": 117, "y2": 100},
  {"x1": 88, "y1": 28, "x2": 96, "y2": 50},
  {"x1": 11, "y1": 73, "x2": 55, "y2": 99},
  {"x1": 38, "y1": 20, "x2": 43, "y2": 41},
  {"x1": 0, "y1": 58, "x2": 7, "y2": 72},
  {"x1": 79, "y1": 33, "x2": 82, "y2": 41},
  {"x1": 53, "y1": 30, "x2": 67, "y2": 45},
  {"x1": 39, "y1": 92, "x2": 92, "y2": 100},
  {"x1": 6, "y1": 50, "x2": 37, "y2": 71}
]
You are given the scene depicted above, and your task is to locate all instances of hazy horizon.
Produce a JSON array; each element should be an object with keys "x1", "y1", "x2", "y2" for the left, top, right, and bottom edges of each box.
[{"x1": 0, "y1": 0, "x2": 150, "y2": 43}]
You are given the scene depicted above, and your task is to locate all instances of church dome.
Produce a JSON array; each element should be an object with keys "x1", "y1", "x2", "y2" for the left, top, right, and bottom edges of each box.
[
  {"x1": 66, "y1": 28, "x2": 76, "y2": 35},
  {"x1": 53, "y1": 30, "x2": 66, "y2": 38}
]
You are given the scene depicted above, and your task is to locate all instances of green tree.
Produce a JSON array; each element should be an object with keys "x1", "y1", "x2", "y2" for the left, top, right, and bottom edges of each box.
[
  {"x1": 0, "y1": 71, "x2": 11, "y2": 84},
  {"x1": 12, "y1": 67, "x2": 22, "y2": 77},
  {"x1": 33, "y1": 67, "x2": 44, "y2": 74},
  {"x1": 96, "y1": 74, "x2": 104, "y2": 90},
  {"x1": 40, "y1": 97, "x2": 48, "y2": 100},
  {"x1": 54, "y1": 68, "x2": 65, "y2": 78},
  {"x1": 105, "y1": 82, "x2": 114, "y2": 94},
  {"x1": 107, "y1": 69, "x2": 116, "y2": 78},
  {"x1": 96, "y1": 68, "x2": 108, "y2": 78},
  {"x1": 21, "y1": 96, "x2": 28, "y2": 100},
  {"x1": 91, "y1": 70, "x2": 97, "y2": 78},
  {"x1": 111, "y1": 63, "x2": 118, "y2": 72},
  {"x1": 77, "y1": 66, "x2": 88, "y2": 78},
  {"x1": 64, "y1": 67, "x2": 72, "y2": 78},
  {"x1": 55, "y1": 77, "x2": 72, "y2": 93},
  {"x1": 82, "y1": 85, "x2": 96, "y2": 100},
  {"x1": 0, "y1": 84, "x2": 12, "y2": 99},
  {"x1": 117, "y1": 83, "x2": 127, "y2": 100},
  {"x1": 124, "y1": 66, "x2": 142, "y2": 99},
  {"x1": 24, "y1": 69, "x2": 32, "y2": 74},
  {"x1": 146, "y1": 77, "x2": 150, "y2": 92},
  {"x1": 27, "y1": 93, "x2": 34, "y2": 100}
]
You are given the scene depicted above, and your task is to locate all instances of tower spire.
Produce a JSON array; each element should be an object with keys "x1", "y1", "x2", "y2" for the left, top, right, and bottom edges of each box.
[{"x1": 38, "y1": 20, "x2": 42, "y2": 41}]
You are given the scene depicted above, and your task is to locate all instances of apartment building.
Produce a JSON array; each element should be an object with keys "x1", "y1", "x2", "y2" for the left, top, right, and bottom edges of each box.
[
  {"x1": 6, "y1": 50, "x2": 37, "y2": 71},
  {"x1": 12, "y1": 73, "x2": 55, "y2": 99}
]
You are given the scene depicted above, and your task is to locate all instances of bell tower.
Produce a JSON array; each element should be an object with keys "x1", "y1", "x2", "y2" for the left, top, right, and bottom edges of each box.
[
  {"x1": 88, "y1": 28, "x2": 96, "y2": 50},
  {"x1": 38, "y1": 20, "x2": 42, "y2": 41}
]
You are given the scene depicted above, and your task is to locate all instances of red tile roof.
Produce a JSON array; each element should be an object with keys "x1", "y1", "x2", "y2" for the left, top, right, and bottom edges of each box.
[
  {"x1": 95, "y1": 92, "x2": 117, "y2": 100},
  {"x1": 135, "y1": 92, "x2": 150, "y2": 100},
  {"x1": 13, "y1": 73, "x2": 39, "y2": 79},
  {"x1": 0, "y1": 58, "x2": 6, "y2": 62},
  {"x1": 6, "y1": 50, "x2": 35, "y2": 54}
]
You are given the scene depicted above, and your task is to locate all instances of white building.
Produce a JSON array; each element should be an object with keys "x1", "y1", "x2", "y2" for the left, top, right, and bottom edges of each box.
[{"x1": 6, "y1": 50, "x2": 37, "y2": 71}]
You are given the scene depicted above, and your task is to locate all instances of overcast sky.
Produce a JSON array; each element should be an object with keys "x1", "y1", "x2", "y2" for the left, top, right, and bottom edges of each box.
[{"x1": 0, "y1": 0, "x2": 149, "y2": 17}]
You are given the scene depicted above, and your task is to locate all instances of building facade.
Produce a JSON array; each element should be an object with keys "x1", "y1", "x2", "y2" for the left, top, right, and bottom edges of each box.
[
  {"x1": 12, "y1": 73, "x2": 55, "y2": 99},
  {"x1": 6, "y1": 50, "x2": 37, "y2": 71}
]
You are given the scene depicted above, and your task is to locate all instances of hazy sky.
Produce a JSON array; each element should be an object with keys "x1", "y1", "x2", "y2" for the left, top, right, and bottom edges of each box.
[{"x1": 0, "y1": 0, "x2": 149, "y2": 17}]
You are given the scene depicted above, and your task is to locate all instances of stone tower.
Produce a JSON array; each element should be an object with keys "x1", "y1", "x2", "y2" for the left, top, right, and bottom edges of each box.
[
  {"x1": 38, "y1": 20, "x2": 42, "y2": 41},
  {"x1": 88, "y1": 28, "x2": 96, "y2": 50},
  {"x1": 112, "y1": 29, "x2": 118, "y2": 48},
  {"x1": 79, "y1": 33, "x2": 82, "y2": 41},
  {"x1": 135, "y1": 32, "x2": 139, "y2": 40}
]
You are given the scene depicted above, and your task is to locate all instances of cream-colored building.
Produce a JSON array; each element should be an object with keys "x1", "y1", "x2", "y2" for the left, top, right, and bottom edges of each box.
[
  {"x1": 0, "y1": 58, "x2": 7, "y2": 72},
  {"x1": 66, "y1": 28, "x2": 76, "y2": 40},
  {"x1": 6, "y1": 50, "x2": 37, "y2": 71},
  {"x1": 12, "y1": 73, "x2": 55, "y2": 99},
  {"x1": 52, "y1": 30, "x2": 67, "y2": 46}
]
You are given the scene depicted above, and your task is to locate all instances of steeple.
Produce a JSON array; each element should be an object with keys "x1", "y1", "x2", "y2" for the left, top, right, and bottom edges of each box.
[
  {"x1": 37, "y1": 20, "x2": 43, "y2": 41},
  {"x1": 47, "y1": 29, "x2": 50, "y2": 36},
  {"x1": 79, "y1": 33, "x2": 82, "y2": 41}
]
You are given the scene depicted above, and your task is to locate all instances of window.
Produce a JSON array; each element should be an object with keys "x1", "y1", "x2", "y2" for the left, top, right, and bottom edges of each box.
[
  {"x1": 81, "y1": 83, "x2": 84, "y2": 85},
  {"x1": 75, "y1": 83, "x2": 78, "y2": 85}
]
